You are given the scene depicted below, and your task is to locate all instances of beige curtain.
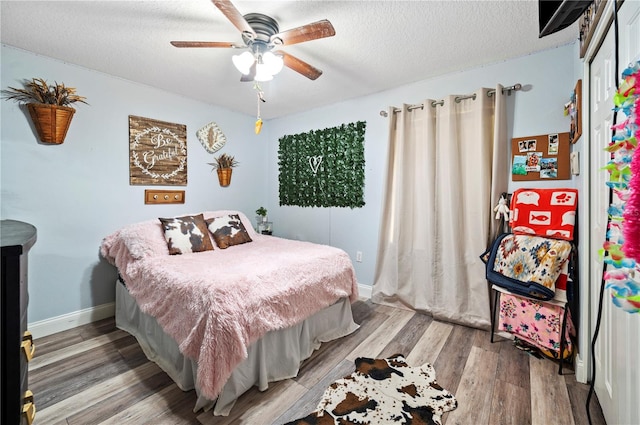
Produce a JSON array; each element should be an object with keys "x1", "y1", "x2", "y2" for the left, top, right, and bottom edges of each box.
[{"x1": 372, "y1": 86, "x2": 508, "y2": 329}]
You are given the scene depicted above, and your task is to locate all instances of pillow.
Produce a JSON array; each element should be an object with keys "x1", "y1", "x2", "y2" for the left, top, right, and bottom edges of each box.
[
  {"x1": 509, "y1": 188, "x2": 578, "y2": 241},
  {"x1": 158, "y1": 214, "x2": 214, "y2": 255},
  {"x1": 206, "y1": 214, "x2": 253, "y2": 249},
  {"x1": 202, "y1": 210, "x2": 257, "y2": 238}
]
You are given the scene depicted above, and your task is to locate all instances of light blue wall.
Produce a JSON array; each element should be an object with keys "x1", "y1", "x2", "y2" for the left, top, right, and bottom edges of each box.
[
  {"x1": 1, "y1": 42, "x2": 579, "y2": 324},
  {"x1": 267, "y1": 44, "x2": 578, "y2": 288},
  {"x1": 1, "y1": 45, "x2": 268, "y2": 322}
]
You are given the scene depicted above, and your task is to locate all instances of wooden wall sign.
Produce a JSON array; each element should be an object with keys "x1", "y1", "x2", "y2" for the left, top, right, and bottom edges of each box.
[
  {"x1": 511, "y1": 132, "x2": 571, "y2": 181},
  {"x1": 129, "y1": 115, "x2": 187, "y2": 185},
  {"x1": 569, "y1": 80, "x2": 582, "y2": 144}
]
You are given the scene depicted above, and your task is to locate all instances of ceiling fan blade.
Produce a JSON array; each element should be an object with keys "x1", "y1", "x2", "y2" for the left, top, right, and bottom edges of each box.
[
  {"x1": 212, "y1": 0, "x2": 256, "y2": 37},
  {"x1": 272, "y1": 20, "x2": 335, "y2": 46},
  {"x1": 280, "y1": 52, "x2": 323, "y2": 80},
  {"x1": 170, "y1": 41, "x2": 237, "y2": 48}
]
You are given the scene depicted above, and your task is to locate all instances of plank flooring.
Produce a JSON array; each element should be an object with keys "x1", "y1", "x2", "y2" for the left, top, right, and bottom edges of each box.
[{"x1": 29, "y1": 300, "x2": 607, "y2": 425}]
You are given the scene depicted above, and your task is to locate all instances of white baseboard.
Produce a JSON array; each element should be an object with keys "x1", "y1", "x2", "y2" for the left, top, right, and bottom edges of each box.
[
  {"x1": 358, "y1": 282, "x2": 372, "y2": 299},
  {"x1": 29, "y1": 302, "x2": 115, "y2": 338},
  {"x1": 575, "y1": 353, "x2": 587, "y2": 384}
]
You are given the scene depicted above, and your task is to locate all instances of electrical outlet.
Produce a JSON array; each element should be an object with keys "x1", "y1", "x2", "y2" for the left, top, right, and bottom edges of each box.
[{"x1": 356, "y1": 251, "x2": 362, "y2": 262}]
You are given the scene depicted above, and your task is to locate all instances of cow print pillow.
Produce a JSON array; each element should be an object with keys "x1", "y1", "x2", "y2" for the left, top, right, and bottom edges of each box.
[
  {"x1": 158, "y1": 214, "x2": 214, "y2": 255},
  {"x1": 206, "y1": 214, "x2": 253, "y2": 249}
]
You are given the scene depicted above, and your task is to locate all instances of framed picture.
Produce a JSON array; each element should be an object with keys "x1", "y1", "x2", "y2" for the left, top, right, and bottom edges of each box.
[
  {"x1": 569, "y1": 80, "x2": 582, "y2": 144},
  {"x1": 129, "y1": 115, "x2": 187, "y2": 185},
  {"x1": 511, "y1": 133, "x2": 571, "y2": 181}
]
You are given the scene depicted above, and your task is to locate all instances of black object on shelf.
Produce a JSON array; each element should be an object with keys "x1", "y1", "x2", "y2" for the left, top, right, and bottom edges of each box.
[{"x1": 1, "y1": 220, "x2": 37, "y2": 425}]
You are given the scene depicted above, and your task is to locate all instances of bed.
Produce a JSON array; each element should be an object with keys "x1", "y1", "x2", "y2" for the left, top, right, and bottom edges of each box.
[{"x1": 100, "y1": 210, "x2": 359, "y2": 416}]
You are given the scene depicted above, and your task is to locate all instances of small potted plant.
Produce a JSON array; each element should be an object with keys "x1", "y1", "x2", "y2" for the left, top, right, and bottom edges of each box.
[
  {"x1": 1, "y1": 78, "x2": 88, "y2": 144},
  {"x1": 208, "y1": 153, "x2": 239, "y2": 187},
  {"x1": 255, "y1": 207, "x2": 273, "y2": 235},
  {"x1": 255, "y1": 206, "x2": 268, "y2": 226}
]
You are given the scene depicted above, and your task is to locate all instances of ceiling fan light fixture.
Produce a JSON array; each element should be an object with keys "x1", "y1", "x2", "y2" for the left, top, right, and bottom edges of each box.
[
  {"x1": 262, "y1": 51, "x2": 284, "y2": 75},
  {"x1": 254, "y1": 63, "x2": 274, "y2": 82},
  {"x1": 232, "y1": 51, "x2": 255, "y2": 75}
]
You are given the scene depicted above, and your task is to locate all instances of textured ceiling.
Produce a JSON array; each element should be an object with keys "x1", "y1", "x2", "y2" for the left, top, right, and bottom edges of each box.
[{"x1": 0, "y1": 1, "x2": 578, "y2": 120}]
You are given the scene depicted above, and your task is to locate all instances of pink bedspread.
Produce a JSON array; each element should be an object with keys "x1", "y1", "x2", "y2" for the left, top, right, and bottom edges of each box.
[{"x1": 100, "y1": 211, "x2": 358, "y2": 401}]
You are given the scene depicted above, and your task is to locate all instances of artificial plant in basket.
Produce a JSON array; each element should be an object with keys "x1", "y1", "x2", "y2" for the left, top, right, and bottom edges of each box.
[
  {"x1": 208, "y1": 153, "x2": 239, "y2": 187},
  {"x1": 1, "y1": 78, "x2": 88, "y2": 144}
]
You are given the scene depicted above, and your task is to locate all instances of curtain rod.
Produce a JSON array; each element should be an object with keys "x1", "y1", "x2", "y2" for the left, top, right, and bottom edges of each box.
[{"x1": 379, "y1": 83, "x2": 522, "y2": 117}]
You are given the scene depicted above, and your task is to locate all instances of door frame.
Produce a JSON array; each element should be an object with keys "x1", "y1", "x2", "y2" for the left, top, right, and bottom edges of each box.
[{"x1": 577, "y1": 0, "x2": 619, "y2": 385}]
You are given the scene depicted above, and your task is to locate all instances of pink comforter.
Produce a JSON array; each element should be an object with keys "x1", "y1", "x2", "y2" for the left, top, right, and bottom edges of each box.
[{"x1": 100, "y1": 211, "x2": 358, "y2": 401}]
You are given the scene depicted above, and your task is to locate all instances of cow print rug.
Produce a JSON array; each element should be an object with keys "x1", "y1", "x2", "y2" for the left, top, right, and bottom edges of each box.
[{"x1": 285, "y1": 354, "x2": 457, "y2": 425}]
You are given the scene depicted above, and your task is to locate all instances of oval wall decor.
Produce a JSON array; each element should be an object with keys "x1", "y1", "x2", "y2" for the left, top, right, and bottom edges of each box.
[
  {"x1": 196, "y1": 121, "x2": 227, "y2": 153},
  {"x1": 129, "y1": 115, "x2": 187, "y2": 185}
]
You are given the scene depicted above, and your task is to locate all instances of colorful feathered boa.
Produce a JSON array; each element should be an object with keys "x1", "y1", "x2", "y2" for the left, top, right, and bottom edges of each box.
[{"x1": 602, "y1": 61, "x2": 640, "y2": 313}]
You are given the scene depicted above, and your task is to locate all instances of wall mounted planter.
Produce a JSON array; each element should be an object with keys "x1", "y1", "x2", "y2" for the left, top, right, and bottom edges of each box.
[
  {"x1": 217, "y1": 168, "x2": 232, "y2": 187},
  {"x1": 1, "y1": 78, "x2": 86, "y2": 144},
  {"x1": 27, "y1": 103, "x2": 75, "y2": 144}
]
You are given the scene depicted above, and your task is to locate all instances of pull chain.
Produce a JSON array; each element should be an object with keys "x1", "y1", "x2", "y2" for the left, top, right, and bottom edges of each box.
[{"x1": 254, "y1": 83, "x2": 265, "y2": 134}]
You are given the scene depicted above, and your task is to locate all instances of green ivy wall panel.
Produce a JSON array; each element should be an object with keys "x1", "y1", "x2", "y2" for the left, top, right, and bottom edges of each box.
[{"x1": 278, "y1": 121, "x2": 366, "y2": 208}]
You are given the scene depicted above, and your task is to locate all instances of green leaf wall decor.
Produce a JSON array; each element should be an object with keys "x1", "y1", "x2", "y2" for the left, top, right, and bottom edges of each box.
[{"x1": 278, "y1": 121, "x2": 366, "y2": 208}]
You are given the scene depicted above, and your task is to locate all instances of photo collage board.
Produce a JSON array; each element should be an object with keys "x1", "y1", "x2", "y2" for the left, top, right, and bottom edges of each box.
[{"x1": 511, "y1": 132, "x2": 571, "y2": 181}]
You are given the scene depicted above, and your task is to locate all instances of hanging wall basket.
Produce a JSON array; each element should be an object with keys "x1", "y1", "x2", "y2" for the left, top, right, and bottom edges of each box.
[
  {"x1": 217, "y1": 168, "x2": 233, "y2": 187},
  {"x1": 27, "y1": 103, "x2": 76, "y2": 144}
]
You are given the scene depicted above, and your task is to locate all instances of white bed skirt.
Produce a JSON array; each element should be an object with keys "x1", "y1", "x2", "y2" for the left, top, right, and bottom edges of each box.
[{"x1": 115, "y1": 279, "x2": 359, "y2": 416}]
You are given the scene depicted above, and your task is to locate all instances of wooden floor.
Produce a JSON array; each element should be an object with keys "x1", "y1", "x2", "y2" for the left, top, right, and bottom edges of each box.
[{"x1": 29, "y1": 300, "x2": 606, "y2": 425}]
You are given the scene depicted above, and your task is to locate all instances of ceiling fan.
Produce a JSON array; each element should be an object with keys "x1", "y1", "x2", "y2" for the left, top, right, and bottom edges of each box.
[{"x1": 171, "y1": 0, "x2": 336, "y2": 82}]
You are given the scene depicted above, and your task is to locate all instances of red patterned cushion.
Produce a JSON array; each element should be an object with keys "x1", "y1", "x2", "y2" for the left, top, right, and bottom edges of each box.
[{"x1": 509, "y1": 188, "x2": 578, "y2": 241}]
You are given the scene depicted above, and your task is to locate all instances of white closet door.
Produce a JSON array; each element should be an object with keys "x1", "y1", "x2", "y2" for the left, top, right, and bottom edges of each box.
[
  {"x1": 589, "y1": 2, "x2": 640, "y2": 424},
  {"x1": 589, "y1": 20, "x2": 615, "y2": 422}
]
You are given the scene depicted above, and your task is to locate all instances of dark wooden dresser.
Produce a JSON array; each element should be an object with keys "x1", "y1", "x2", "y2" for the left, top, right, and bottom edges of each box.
[{"x1": 1, "y1": 220, "x2": 37, "y2": 425}]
